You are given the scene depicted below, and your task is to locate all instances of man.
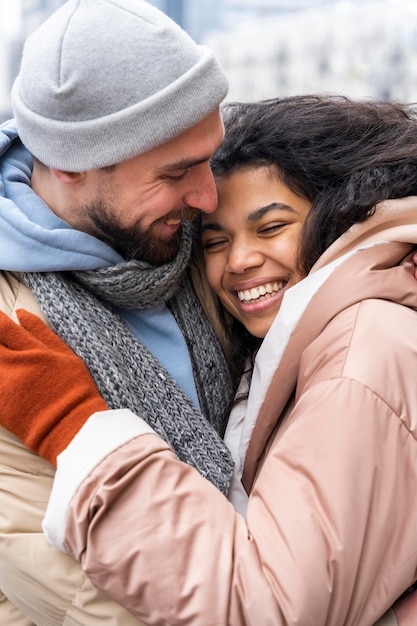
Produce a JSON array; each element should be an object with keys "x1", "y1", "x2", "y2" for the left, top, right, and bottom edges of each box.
[{"x1": 0, "y1": 0, "x2": 235, "y2": 623}]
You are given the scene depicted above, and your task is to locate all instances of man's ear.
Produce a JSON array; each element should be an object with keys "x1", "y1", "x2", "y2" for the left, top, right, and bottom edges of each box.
[{"x1": 50, "y1": 168, "x2": 86, "y2": 184}]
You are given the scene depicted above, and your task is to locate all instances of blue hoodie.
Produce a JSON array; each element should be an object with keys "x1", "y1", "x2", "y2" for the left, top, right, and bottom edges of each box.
[{"x1": 0, "y1": 120, "x2": 200, "y2": 408}]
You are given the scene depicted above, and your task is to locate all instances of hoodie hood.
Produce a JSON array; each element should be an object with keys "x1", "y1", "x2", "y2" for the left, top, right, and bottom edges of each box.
[
  {"x1": 0, "y1": 123, "x2": 203, "y2": 410},
  {"x1": 0, "y1": 119, "x2": 123, "y2": 272}
]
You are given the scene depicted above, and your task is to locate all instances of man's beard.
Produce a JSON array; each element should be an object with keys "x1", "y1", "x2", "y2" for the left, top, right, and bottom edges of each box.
[{"x1": 86, "y1": 200, "x2": 188, "y2": 265}]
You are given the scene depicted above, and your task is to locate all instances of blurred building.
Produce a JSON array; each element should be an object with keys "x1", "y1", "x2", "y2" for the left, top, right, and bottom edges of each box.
[
  {"x1": 0, "y1": 0, "x2": 65, "y2": 120},
  {"x1": 147, "y1": 0, "x2": 222, "y2": 42},
  {"x1": 0, "y1": 2, "x2": 20, "y2": 120},
  {"x1": 21, "y1": 0, "x2": 65, "y2": 33},
  {"x1": 1, "y1": 0, "x2": 417, "y2": 121},
  {"x1": 148, "y1": 0, "x2": 342, "y2": 42},
  {"x1": 150, "y1": 0, "x2": 417, "y2": 103},
  {"x1": 204, "y1": 0, "x2": 417, "y2": 102}
]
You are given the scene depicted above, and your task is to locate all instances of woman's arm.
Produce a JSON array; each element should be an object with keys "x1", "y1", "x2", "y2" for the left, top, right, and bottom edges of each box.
[{"x1": 44, "y1": 378, "x2": 417, "y2": 625}]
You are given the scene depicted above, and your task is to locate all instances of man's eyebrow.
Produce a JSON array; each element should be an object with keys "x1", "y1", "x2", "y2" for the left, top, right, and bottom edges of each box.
[
  {"x1": 201, "y1": 202, "x2": 296, "y2": 233},
  {"x1": 158, "y1": 156, "x2": 211, "y2": 172}
]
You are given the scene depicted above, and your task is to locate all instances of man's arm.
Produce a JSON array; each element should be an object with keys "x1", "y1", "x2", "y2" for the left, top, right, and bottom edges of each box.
[
  {"x1": 0, "y1": 589, "x2": 34, "y2": 626},
  {"x1": 0, "y1": 309, "x2": 147, "y2": 625},
  {"x1": 0, "y1": 423, "x2": 149, "y2": 625}
]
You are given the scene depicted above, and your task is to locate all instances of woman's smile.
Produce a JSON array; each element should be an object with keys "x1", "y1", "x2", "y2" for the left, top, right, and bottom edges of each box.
[
  {"x1": 235, "y1": 279, "x2": 286, "y2": 304},
  {"x1": 201, "y1": 166, "x2": 311, "y2": 338}
]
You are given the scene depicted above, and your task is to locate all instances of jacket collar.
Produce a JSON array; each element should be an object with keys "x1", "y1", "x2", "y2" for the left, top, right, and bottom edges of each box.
[{"x1": 242, "y1": 241, "x2": 417, "y2": 492}]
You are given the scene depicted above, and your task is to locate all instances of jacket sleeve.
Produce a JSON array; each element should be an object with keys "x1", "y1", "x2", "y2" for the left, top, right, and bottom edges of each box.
[
  {"x1": 0, "y1": 590, "x2": 34, "y2": 626},
  {"x1": 43, "y1": 379, "x2": 417, "y2": 626},
  {"x1": 0, "y1": 272, "x2": 147, "y2": 626},
  {"x1": 0, "y1": 424, "x2": 149, "y2": 626}
]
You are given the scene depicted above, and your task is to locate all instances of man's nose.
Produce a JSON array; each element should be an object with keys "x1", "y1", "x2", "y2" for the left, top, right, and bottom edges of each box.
[{"x1": 184, "y1": 163, "x2": 218, "y2": 214}]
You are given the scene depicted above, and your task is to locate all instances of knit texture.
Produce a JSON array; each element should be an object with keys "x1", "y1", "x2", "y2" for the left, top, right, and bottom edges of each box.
[
  {"x1": 12, "y1": 0, "x2": 228, "y2": 170},
  {"x1": 73, "y1": 220, "x2": 193, "y2": 310},
  {"x1": 23, "y1": 226, "x2": 234, "y2": 494}
]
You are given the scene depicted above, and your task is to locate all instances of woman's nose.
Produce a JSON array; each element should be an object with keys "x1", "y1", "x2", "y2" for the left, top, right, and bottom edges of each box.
[{"x1": 225, "y1": 241, "x2": 264, "y2": 274}]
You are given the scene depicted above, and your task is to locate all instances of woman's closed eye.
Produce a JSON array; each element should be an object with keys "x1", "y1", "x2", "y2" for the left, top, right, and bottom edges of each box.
[
  {"x1": 258, "y1": 222, "x2": 288, "y2": 236},
  {"x1": 202, "y1": 236, "x2": 229, "y2": 251}
]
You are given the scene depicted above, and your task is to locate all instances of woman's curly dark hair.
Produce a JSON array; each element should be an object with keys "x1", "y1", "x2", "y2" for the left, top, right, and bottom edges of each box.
[
  {"x1": 211, "y1": 95, "x2": 417, "y2": 275},
  {"x1": 207, "y1": 94, "x2": 417, "y2": 381}
]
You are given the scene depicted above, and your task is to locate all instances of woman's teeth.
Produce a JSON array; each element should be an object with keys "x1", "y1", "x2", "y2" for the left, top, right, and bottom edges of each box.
[{"x1": 237, "y1": 281, "x2": 284, "y2": 303}]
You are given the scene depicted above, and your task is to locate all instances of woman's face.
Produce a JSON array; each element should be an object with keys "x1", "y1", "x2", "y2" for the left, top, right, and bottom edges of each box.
[{"x1": 201, "y1": 166, "x2": 311, "y2": 338}]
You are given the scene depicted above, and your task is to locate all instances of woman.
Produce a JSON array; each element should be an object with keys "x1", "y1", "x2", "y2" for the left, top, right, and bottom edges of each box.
[
  {"x1": 2, "y1": 95, "x2": 417, "y2": 625},
  {"x1": 203, "y1": 97, "x2": 417, "y2": 531}
]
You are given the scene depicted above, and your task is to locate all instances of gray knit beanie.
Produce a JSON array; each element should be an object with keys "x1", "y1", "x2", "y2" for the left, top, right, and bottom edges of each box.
[{"x1": 11, "y1": 0, "x2": 228, "y2": 171}]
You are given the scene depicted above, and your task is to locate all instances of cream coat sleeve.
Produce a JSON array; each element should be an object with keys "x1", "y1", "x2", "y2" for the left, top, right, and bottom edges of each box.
[
  {"x1": 0, "y1": 272, "x2": 147, "y2": 626},
  {"x1": 0, "y1": 590, "x2": 34, "y2": 626},
  {"x1": 0, "y1": 427, "x2": 149, "y2": 626}
]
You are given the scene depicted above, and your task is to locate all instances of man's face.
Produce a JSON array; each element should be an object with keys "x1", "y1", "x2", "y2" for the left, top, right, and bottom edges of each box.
[{"x1": 73, "y1": 109, "x2": 224, "y2": 264}]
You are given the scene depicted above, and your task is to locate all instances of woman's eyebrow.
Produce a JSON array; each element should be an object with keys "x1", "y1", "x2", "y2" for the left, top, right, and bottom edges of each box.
[
  {"x1": 201, "y1": 202, "x2": 296, "y2": 233},
  {"x1": 200, "y1": 221, "x2": 223, "y2": 233},
  {"x1": 248, "y1": 202, "x2": 296, "y2": 222}
]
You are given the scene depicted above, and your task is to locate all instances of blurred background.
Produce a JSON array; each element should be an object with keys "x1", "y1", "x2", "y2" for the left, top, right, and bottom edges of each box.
[{"x1": 1, "y1": 0, "x2": 417, "y2": 122}]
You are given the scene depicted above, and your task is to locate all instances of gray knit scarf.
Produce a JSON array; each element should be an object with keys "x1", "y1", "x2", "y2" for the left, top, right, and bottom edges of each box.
[{"x1": 23, "y1": 225, "x2": 234, "y2": 495}]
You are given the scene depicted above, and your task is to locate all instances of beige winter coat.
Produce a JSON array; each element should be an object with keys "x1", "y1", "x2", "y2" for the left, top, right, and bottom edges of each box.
[{"x1": 0, "y1": 273, "x2": 146, "y2": 625}]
